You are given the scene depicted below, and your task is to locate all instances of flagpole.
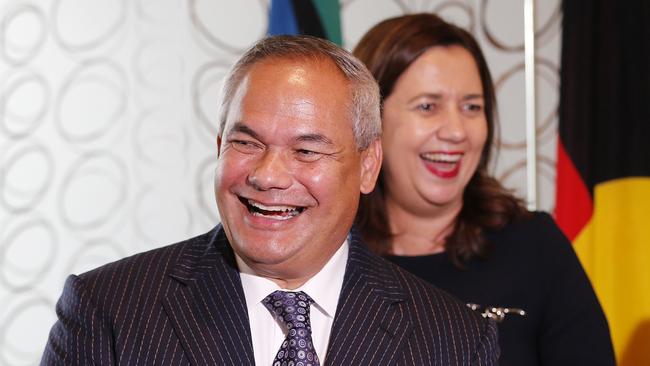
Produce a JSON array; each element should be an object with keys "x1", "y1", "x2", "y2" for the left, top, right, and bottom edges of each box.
[{"x1": 524, "y1": 0, "x2": 537, "y2": 210}]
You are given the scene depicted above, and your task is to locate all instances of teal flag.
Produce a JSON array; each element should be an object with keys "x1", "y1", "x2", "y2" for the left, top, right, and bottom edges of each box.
[{"x1": 268, "y1": 0, "x2": 342, "y2": 45}]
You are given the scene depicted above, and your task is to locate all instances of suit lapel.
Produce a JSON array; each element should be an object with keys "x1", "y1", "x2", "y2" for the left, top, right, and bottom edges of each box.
[
  {"x1": 325, "y1": 229, "x2": 412, "y2": 365},
  {"x1": 162, "y1": 226, "x2": 255, "y2": 366}
]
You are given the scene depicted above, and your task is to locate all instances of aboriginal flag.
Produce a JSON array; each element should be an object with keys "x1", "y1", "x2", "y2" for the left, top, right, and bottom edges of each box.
[
  {"x1": 268, "y1": 0, "x2": 342, "y2": 45},
  {"x1": 556, "y1": 1, "x2": 650, "y2": 364}
]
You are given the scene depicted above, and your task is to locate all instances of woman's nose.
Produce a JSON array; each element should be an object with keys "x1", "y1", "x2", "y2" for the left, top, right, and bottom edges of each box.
[{"x1": 437, "y1": 108, "x2": 467, "y2": 143}]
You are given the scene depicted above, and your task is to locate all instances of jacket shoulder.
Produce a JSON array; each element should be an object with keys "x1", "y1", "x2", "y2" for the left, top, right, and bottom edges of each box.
[
  {"x1": 68, "y1": 228, "x2": 219, "y2": 321},
  {"x1": 387, "y1": 258, "x2": 500, "y2": 363},
  {"x1": 392, "y1": 259, "x2": 488, "y2": 322},
  {"x1": 79, "y1": 229, "x2": 215, "y2": 282}
]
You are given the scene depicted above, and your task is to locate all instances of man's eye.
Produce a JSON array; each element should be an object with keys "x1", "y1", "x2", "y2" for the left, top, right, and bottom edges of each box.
[
  {"x1": 233, "y1": 140, "x2": 251, "y2": 147},
  {"x1": 230, "y1": 140, "x2": 262, "y2": 152},
  {"x1": 295, "y1": 149, "x2": 322, "y2": 161}
]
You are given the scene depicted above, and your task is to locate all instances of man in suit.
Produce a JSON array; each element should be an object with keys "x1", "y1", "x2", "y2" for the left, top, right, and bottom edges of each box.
[{"x1": 41, "y1": 35, "x2": 499, "y2": 365}]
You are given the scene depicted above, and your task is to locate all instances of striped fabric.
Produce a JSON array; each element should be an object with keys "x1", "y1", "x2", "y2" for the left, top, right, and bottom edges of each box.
[{"x1": 41, "y1": 226, "x2": 499, "y2": 365}]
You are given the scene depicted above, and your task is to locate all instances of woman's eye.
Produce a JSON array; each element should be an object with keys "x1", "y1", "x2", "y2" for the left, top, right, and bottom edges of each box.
[
  {"x1": 416, "y1": 103, "x2": 435, "y2": 112},
  {"x1": 463, "y1": 103, "x2": 483, "y2": 113}
]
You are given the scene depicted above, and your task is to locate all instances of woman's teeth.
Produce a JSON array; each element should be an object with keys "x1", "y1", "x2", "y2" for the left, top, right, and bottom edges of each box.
[{"x1": 420, "y1": 152, "x2": 462, "y2": 163}]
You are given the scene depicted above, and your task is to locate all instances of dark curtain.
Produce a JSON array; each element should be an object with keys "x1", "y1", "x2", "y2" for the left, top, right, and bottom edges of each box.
[{"x1": 559, "y1": 0, "x2": 650, "y2": 191}]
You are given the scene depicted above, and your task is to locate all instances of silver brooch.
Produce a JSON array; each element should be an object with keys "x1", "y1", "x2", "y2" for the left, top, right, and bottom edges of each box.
[{"x1": 467, "y1": 303, "x2": 526, "y2": 322}]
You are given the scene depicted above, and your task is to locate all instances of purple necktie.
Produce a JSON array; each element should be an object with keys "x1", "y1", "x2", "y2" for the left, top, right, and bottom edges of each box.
[{"x1": 262, "y1": 290, "x2": 320, "y2": 366}]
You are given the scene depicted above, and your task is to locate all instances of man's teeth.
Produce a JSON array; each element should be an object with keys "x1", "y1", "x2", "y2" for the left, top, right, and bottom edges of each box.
[
  {"x1": 421, "y1": 153, "x2": 462, "y2": 163},
  {"x1": 251, "y1": 211, "x2": 297, "y2": 220},
  {"x1": 246, "y1": 199, "x2": 303, "y2": 220},
  {"x1": 248, "y1": 200, "x2": 298, "y2": 212}
]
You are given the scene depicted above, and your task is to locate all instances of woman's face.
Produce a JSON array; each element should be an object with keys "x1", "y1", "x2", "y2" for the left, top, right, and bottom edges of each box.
[{"x1": 381, "y1": 45, "x2": 488, "y2": 216}]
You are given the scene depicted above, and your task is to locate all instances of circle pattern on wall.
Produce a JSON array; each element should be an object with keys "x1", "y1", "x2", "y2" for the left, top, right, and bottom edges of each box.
[{"x1": 0, "y1": 1, "x2": 561, "y2": 364}]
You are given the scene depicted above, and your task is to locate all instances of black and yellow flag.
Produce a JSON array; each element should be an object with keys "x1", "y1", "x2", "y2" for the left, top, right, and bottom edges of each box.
[{"x1": 556, "y1": 1, "x2": 650, "y2": 364}]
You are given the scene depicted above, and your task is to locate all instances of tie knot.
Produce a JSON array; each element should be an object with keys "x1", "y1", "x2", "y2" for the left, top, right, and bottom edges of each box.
[
  {"x1": 262, "y1": 290, "x2": 313, "y2": 329},
  {"x1": 263, "y1": 290, "x2": 320, "y2": 365}
]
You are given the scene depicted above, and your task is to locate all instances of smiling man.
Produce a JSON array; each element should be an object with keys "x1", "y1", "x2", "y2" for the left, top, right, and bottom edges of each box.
[
  {"x1": 215, "y1": 53, "x2": 377, "y2": 291},
  {"x1": 41, "y1": 36, "x2": 499, "y2": 366}
]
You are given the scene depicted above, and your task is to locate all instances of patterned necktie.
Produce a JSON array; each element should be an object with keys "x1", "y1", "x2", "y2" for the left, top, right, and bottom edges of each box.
[{"x1": 262, "y1": 290, "x2": 320, "y2": 366}]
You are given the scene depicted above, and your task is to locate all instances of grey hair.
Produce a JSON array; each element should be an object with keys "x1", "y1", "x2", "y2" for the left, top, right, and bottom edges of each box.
[{"x1": 219, "y1": 35, "x2": 381, "y2": 150}]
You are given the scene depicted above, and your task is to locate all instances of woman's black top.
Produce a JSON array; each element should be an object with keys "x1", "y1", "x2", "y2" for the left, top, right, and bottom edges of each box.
[{"x1": 386, "y1": 212, "x2": 615, "y2": 366}]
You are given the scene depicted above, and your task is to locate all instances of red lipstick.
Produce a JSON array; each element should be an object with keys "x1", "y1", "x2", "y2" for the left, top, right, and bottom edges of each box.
[{"x1": 420, "y1": 152, "x2": 462, "y2": 178}]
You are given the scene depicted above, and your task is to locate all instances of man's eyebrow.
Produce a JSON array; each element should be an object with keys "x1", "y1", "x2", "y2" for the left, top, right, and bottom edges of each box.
[
  {"x1": 295, "y1": 133, "x2": 334, "y2": 146},
  {"x1": 227, "y1": 122, "x2": 260, "y2": 140},
  {"x1": 227, "y1": 123, "x2": 333, "y2": 145}
]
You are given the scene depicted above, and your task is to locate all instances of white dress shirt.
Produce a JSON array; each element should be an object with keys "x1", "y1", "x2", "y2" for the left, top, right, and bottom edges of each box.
[{"x1": 236, "y1": 240, "x2": 348, "y2": 366}]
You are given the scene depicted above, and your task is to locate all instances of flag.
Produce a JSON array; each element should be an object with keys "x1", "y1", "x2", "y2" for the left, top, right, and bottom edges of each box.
[
  {"x1": 268, "y1": 0, "x2": 342, "y2": 45},
  {"x1": 556, "y1": 1, "x2": 650, "y2": 365}
]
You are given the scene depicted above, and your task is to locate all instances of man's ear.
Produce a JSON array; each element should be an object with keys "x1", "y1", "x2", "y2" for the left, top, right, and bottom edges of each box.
[
  {"x1": 216, "y1": 135, "x2": 222, "y2": 157},
  {"x1": 359, "y1": 138, "x2": 383, "y2": 194}
]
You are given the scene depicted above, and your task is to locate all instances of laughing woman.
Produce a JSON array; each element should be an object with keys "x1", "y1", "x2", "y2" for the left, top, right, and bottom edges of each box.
[{"x1": 354, "y1": 13, "x2": 615, "y2": 365}]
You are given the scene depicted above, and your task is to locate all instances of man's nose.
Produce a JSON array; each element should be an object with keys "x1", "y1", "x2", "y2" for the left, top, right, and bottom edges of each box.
[
  {"x1": 246, "y1": 150, "x2": 292, "y2": 191},
  {"x1": 437, "y1": 108, "x2": 467, "y2": 143}
]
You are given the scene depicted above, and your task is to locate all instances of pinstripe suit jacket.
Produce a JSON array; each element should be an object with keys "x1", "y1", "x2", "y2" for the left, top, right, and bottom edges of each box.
[{"x1": 42, "y1": 225, "x2": 499, "y2": 365}]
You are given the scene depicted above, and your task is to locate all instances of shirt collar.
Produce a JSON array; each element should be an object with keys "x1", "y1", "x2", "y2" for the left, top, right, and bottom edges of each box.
[{"x1": 236, "y1": 240, "x2": 349, "y2": 318}]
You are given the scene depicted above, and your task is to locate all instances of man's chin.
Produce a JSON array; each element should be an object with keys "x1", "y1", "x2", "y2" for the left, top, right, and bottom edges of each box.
[
  {"x1": 231, "y1": 236, "x2": 300, "y2": 264},
  {"x1": 235, "y1": 247, "x2": 307, "y2": 278}
]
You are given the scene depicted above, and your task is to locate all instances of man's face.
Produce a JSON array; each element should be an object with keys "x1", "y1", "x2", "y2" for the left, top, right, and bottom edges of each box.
[{"x1": 214, "y1": 57, "x2": 381, "y2": 283}]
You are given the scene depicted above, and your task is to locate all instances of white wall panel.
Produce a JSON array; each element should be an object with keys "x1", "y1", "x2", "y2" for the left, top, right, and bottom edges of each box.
[{"x1": 0, "y1": 1, "x2": 559, "y2": 364}]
